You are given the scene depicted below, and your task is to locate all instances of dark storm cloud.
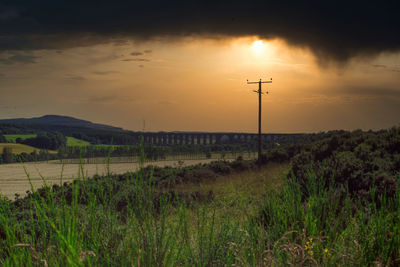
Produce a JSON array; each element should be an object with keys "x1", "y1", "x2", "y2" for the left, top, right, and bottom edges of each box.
[
  {"x1": 0, "y1": 6, "x2": 18, "y2": 20},
  {"x1": 0, "y1": 1, "x2": 399, "y2": 62}
]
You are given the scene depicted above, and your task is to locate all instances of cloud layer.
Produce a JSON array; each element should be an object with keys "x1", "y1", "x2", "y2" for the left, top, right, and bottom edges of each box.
[
  {"x1": 0, "y1": 54, "x2": 38, "y2": 64},
  {"x1": 0, "y1": 1, "x2": 399, "y2": 63}
]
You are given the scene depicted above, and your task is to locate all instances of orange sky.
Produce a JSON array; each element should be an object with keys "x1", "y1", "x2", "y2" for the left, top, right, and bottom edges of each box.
[{"x1": 0, "y1": 37, "x2": 399, "y2": 133}]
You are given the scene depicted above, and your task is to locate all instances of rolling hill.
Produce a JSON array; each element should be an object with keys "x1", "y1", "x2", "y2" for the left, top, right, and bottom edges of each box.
[
  {"x1": 0, "y1": 115, "x2": 135, "y2": 145},
  {"x1": 0, "y1": 115, "x2": 123, "y2": 131}
]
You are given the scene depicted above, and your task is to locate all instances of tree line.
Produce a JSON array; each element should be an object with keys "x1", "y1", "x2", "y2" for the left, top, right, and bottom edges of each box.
[
  {"x1": 17, "y1": 132, "x2": 66, "y2": 150},
  {"x1": 1, "y1": 147, "x2": 58, "y2": 164}
]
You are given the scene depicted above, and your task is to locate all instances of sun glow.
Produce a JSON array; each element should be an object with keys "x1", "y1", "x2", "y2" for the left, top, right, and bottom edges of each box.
[{"x1": 251, "y1": 40, "x2": 266, "y2": 55}]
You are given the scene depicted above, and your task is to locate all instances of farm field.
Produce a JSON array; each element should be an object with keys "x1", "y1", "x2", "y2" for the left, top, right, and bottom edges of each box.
[
  {"x1": 65, "y1": 139, "x2": 131, "y2": 148},
  {"x1": 0, "y1": 143, "x2": 57, "y2": 154},
  {"x1": 59, "y1": 152, "x2": 257, "y2": 164},
  {"x1": 4, "y1": 134, "x2": 36, "y2": 142},
  {"x1": 66, "y1": 136, "x2": 91, "y2": 146},
  {"x1": 0, "y1": 158, "x2": 221, "y2": 199}
]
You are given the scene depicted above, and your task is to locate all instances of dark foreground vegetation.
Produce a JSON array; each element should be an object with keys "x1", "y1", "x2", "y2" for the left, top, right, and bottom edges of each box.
[{"x1": 1, "y1": 127, "x2": 400, "y2": 265}]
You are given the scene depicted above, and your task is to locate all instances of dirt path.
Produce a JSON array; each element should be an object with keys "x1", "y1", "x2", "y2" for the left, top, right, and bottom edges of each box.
[{"x1": 0, "y1": 159, "x2": 222, "y2": 199}]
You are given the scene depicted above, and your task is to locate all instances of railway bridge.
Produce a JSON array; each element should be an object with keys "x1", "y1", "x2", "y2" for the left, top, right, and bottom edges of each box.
[{"x1": 130, "y1": 132, "x2": 293, "y2": 145}]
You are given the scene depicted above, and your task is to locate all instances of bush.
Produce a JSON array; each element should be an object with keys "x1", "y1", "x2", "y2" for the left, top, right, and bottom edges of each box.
[
  {"x1": 290, "y1": 128, "x2": 400, "y2": 200},
  {"x1": 208, "y1": 160, "x2": 232, "y2": 175},
  {"x1": 231, "y1": 158, "x2": 254, "y2": 171},
  {"x1": 268, "y1": 149, "x2": 290, "y2": 163},
  {"x1": 181, "y1": 167, "x2": 217, "y2": 183},
  {"x1": 374, "y1": 173, "x2": 397, "y2": 199},
  {"x1": 2, "y1": 147, "x2": 14, "y2": 163}
]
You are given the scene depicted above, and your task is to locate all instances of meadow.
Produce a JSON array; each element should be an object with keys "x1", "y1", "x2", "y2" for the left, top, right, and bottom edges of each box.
[
  {"x1": 66, "y1": 137, "x2": 91, "y2": 147},
  {"x1": 64, "y1": 137, "x2": 129, "y2": 148},
  {"x1": 0, "y1": 143, "x2": 56, "y2": 155},
  {"x1": 0, "y1": 157, "x2": 399, "y2": 266},
  {"x1": 4, "y1": 134, "x2": 37, "y2": 143},
  {"x1": 4, "y1": 135, "x2": 101, "y2": 149},
  {"x1": 1, "y1": 128, "x2": 400, "y2": 266}
]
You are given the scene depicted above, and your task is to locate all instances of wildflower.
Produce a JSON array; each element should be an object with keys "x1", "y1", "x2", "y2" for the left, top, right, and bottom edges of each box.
[
  {"x1": 323, "y1": 248, "x2": 332, "y2": 259},
  {"x1": 305, "y1": 237, "x2": 314, "y2": 257}
]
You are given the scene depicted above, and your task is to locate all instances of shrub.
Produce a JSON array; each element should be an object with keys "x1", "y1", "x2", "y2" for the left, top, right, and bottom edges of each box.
[
  {"x1": 208, "y1": 160, "x2": 232, "y2": 175},
  {"x1": 231, "y1": 159, "x2": 253, "y2": 171},
  {"x1": 290, "y1": 128, "x2": 400, "y2": 201},
  {"x1": 2, "y1": 147, "x2": 14, "y2": 163}
]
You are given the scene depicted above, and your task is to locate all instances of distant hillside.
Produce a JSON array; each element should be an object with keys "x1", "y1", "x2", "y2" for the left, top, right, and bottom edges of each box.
[
  {"x1": 0, "y1": 115, "x2": 123, "y2": 131},
  {"x1": 0, "y1": 115, "x2": 136, "y2": 145}
]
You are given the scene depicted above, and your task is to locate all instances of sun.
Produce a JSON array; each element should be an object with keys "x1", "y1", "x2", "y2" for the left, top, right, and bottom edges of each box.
[{"x1": 251, "y1": 40, "x2": 266, "y2": 55}]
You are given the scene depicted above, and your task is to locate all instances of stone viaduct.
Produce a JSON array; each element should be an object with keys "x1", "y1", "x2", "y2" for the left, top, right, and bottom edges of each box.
[{"x1": 129, "y1": 132, "x2": 292, "y2": 145}]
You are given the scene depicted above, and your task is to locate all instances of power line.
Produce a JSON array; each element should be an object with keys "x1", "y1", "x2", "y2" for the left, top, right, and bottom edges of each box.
[{"x1": 247, "y1": 78, "x2": 272, "y2": 165}]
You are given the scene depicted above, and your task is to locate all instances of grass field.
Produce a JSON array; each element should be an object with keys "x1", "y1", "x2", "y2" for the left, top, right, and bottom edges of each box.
[
  {"x1": 66, "y1": 136, "x2": 91, "y2": 146},
  {"x1": 174, "y1": 162, "x2": 290, "y2": 221},
  {"x1": 0, "y1": 159, "x2": 221, "y2": 199},
  {"x1": 0, "y1": 143, "x2": 52, "y2": 154},
  {"x1": 65, "y1": 138, "x2": 127, "y2": 148},
  {"x1": 0, "y1": 159, "x2": 399, "y2": 265},
  {"x1": 4, "y1": 134, "x2": 36, "y2": 143}
]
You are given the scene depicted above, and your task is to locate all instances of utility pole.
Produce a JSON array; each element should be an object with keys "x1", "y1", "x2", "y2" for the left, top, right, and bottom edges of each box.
[{"x1": 247, "y1": 78, "x2": 272, "y2": 165}]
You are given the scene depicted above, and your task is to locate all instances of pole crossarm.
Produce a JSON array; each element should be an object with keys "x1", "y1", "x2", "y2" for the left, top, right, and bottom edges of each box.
[
  {"x1": 247, "y1": 79, "x2": 272, "y2": 84},
  {"x1": 246, "y1": 77, "x2": 272, "y2": 165}
]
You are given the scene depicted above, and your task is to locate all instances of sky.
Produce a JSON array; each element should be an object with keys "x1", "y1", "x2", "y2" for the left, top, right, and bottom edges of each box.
[{"x1": 0, "y1": 1, "x2": 400, "y2": 133}]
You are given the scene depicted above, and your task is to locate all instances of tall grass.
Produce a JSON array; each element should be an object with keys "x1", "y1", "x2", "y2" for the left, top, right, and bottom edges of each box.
[
  {"x1": 258, "y1": 171, "x2": 400, "y2": 265},
  {"x1": 0, "y1": 159, "x2": 399, "y2": 265}
]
